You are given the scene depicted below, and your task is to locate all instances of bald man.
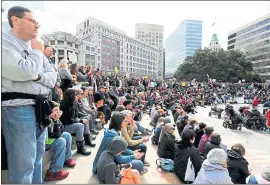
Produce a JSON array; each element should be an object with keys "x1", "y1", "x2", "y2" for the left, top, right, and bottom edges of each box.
[{"x1": 44, "y1": 46, "x2": 62, "y2": 101}]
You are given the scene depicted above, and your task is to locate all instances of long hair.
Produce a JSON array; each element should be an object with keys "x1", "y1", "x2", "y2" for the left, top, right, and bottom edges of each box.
[
  {"x1": 70, "y1": 63, "x2": 78, "y2": 75},
  {"x1": 63, "y1": 88, "x2": 76, "y2": 106}
]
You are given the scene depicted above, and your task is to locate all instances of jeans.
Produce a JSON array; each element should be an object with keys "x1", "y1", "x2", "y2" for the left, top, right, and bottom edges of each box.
[
  {"x1": 45, "y1": 132, "x2": 72, "y2": 172},
  {"x1": 128, "y1": 143, "x2": 147, "y2": 163},
  {"x1": 135, "y1": 123, "x2": 147, "y2": 135},
  {"x1": 64, "y1": 123, "x2": 84, "y2": 141},
  {"x1": 2, "y1": 105, "x2": 47, "y2": 184},
  {"x1": 80, "y1": 115, "x2": 94, "y2": 133}
]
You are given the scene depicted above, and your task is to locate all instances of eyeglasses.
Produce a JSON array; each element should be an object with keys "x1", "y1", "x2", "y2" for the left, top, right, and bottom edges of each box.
[{"x1": 17, "y1": 16, "x2": 41, "y2": 27}]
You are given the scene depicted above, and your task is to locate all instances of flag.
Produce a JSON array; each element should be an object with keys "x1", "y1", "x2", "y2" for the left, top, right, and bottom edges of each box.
[
  {"x1": 114, "y1": 67, "x2": 118, "y2": 74},
  {"x1": 211, "y1": 22, "x2": 216, "y2": 27}
]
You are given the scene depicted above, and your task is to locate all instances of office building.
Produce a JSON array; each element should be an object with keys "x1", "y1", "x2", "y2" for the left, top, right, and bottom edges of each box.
[
  {"x1": 76, "y1": 17, "x2": 160, "y2": 77},
  {"x1": 165, "y1": 20, "x2": 202, "y2": 77},
  {"x1": 208, "y1": 33, "x2": 222, "y2": 51},
  {"x1": 227, "y1": 13, "x2": 270, "y2": 80},
  {"x1": 135, "y1": 23, "x2": 164, "y2": 78}
]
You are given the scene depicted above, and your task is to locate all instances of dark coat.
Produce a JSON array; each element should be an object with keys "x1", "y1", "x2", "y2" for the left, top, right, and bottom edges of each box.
[
  {"x1": 60, "y1": 102, "x2": 83, "y2": 125},
  {"x1": 194, "y1": 128, "x2": 204, "y2": 148},
  {"x1": 227, "y1": 149, "x2": 250, "y2": 184},
  {"x1": 174, "y1": 140, "x2": 202, "y2": 183},
  {"x1": 157, "y1": 133, "x2": 175, "y2": 160},
  {"x1": 204, "y1": 142, "x2": 221, "y2": 157}
]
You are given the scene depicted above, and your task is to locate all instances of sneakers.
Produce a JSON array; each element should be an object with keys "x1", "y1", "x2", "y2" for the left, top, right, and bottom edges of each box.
[
  {"x1": 65, "y1": 159, "x2": 76, "y2": 167},
  {"x1": 44, "y1": 170, "x2": 69, "y2": 181}
]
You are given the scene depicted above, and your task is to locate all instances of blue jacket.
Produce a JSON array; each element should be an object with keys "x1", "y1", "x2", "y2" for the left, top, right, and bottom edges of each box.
[{"x1": 92, "y1": 129, "x2": 134, "y2": 174}]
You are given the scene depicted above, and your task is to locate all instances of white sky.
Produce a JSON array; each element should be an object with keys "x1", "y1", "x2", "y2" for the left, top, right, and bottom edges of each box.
[{"x1": 2, "y1": 1, "x2": 270, "y2": 49}]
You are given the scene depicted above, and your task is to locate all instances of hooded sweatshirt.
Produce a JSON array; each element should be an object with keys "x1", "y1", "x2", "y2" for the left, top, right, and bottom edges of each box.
[
  {"x1": 227, "y1": 149, "x2": 250, "y2": 184},
  {"x1": 193, "y1": 160, "x2": 233, "y2": 184},
  {"x1": 92, "y1": 129, "x2": 134, "y2": 174},
  {"x1": 97, "y1": 136, "x2": 127, "y2": 184}
]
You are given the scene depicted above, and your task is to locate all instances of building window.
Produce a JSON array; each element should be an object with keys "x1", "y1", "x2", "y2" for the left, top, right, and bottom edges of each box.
[
  {"x1": 91, "y1": 47, "x2": 95, "y2": 52},
  {"x1": 98, "y1": 49, "x2": 100, "y2": 53},
  {"x1": 84, "y1": 22, "x2": 86, "y2": 28},
  {"x1": 75, "y1": 44, "x2": 78, "y2": 49},
  {"x1": 58, "y1": 50, "x2": 64, "y2": 55},
  {"x1": 98, "y1": 34, "x2": 100, "y2": 39},
  {"x1": 121, "y1": 61, "x2": 123, "y2": 64},
  {"x1": 107, "y1": 51, "x2": 111, "y2": 56},
  {"x1": 50, "y1": 40, "x2": 55, "y2": 45},
  {"x1": 98, "y1": 41, "x2": 100, "y2": 46},
  {"x1": 98, "y1": 56, "x2": 100, "y2": 61},
  {"x1": 58, "y1": 41, "x2": 64, "y2": 45}
]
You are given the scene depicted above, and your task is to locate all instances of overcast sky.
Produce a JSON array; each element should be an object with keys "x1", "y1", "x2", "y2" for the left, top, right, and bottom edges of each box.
[{"x1": 2, "y1": 1, "x2": 270, "y2": 49}]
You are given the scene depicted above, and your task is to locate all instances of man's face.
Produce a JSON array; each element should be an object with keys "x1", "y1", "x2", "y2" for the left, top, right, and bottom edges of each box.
[
  {"x1": 126, "y1": 103, "x2": 133, "y2": 110},
  {"x1": 12, "y1": 12, "x2": 39, "y2": 40},
  {"x1": 44, "y1": 47, "x2": 53, "y2": 58},
  {"x1": 89, "y1": 89, "x2": 94, "y2": 95},
  {"x1": 100, "y1": 88, "x2": 105, "y2": 93}
]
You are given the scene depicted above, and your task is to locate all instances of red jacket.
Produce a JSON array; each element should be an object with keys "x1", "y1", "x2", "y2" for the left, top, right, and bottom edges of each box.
[
  {"x1": 266, "y1": 109, "x2": 270, "y2": 128},
  {"x1": 252, "y1": 97, "x2": 260, "y2": 106}
]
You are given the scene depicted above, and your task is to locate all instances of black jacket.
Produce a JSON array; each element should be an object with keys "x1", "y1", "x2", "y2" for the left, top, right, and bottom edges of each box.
[
  {"x1": 157, "y1": 133, "x2": 175, "y2": 160},
  {"x1": 194, "y1": 128, "x2": 204, "y2": 148},
  {"x1": 227, "y1": 149, "x2": 250, "y2": 184},
  {"x1": 60, "y1": 102, "x2": 83, "y2": 125},
  {"x1": 204, "y1": 141, "x2": 221, "y2": 157},
  {"x1": 174, "y1": 140, "x2": 202, "y2": 182}
]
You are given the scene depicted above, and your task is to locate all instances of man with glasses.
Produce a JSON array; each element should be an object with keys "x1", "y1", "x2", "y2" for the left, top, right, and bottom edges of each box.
[{"x1": 2, "y1": 6, "x2": 57, "y2": 183}]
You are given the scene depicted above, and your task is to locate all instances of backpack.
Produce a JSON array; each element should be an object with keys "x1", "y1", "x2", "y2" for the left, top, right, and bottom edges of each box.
[{"x1": 156, "y1": 158, "x2": 174, "y2": 172}]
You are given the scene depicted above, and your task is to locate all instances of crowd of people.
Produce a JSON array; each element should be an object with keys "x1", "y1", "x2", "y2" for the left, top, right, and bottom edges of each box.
[{"x1": 2, "y1": 5, "x2": 270, "y2": 185}]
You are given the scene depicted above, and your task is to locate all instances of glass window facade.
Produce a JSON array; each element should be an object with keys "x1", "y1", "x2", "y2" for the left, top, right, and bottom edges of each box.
[{"x1": 165, "y1": 20, "x2": 202, "y2": 77}]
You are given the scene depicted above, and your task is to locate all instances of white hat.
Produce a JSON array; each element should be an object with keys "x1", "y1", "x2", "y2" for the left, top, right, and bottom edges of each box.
[{"x1": 207, "y1": 148, "x2": 227, "y2": 165}]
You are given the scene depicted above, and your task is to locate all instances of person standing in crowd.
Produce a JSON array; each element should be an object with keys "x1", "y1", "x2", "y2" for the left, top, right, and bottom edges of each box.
[
  {"x1": 58, "y1": 58, "x2": 73, "y2": 93},
  {"x1": 2, "y1": 6, "x2": 57, "y2": 183},
  {"x1": 44, "y1": 46, "x2": 62, "y2": 102},
  {"x1": 193, "y1": 149, "x2": 233, "y2": 184},
  {"x1": 227, "y1": 143, "x2": 250, "y2": 184},
  {"x1": 94, "y1": 86, "x2": 109, "y2": 121}
]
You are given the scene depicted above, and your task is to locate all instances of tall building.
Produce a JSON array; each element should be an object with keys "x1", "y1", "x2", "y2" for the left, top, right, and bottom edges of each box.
[
  {"x1": 135, "y1": 23, "x2": 164, "y2": 79},
  {"x1": 227, "y1": 13, "x2": 270, "y2": 80},
  {"x1": 208, "y1": 33, "x2": 222, "y2": 51},
  {"x1": 76, "y1": 17, "x2": 160, "y2": 77},
  {"x1": 165, "y1": 20, "x2": 202, "y2": 78}
]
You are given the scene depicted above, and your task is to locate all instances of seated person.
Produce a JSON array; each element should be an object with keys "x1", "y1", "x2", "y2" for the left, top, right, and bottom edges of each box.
[
  {"x1": 92, "y1": 112, "x2": 146, "y2": 174},
  {"x1": 157, "y1": 123, "x2": 176, "y2": 160},
  {"x1": 152, "y1": 117, "x2": 171, "y2": 145},
  {"x1": 44, "y1": 102, "x2": 76, "y2": 181},
  {"x1": 204, "y1": 133, "x2": 227, "y2": 158},
  {"x1": 176, "y1": 115, "x2": 189, "y2": 136},
  {"x1": 60, "y1": 89, "x2": 91, "y2": 155},
  {"x1": 227, "y1": 143, "x2": 250, "y2": 184},
  {"x1": 193, "y1": 149, "x2": 233, "y2": 184},
  {"x1": 198, "y1": 126, "x2": 214, "y2": 154},
  {"x1": 121, "y1": 110, "x2": 150, "y2": 166},
  {"x1": 96, "y1": 136, "x2": 142, "y2": 184},
  {"x1": 246, "y1": 165, "x2": 270, "y2": 184},
  {"x1": 194, "y1": 122, "x2": 207, "y2": 148},
  {"x1": 174, "y1": 129, "x2": 202, "y2": 183}
]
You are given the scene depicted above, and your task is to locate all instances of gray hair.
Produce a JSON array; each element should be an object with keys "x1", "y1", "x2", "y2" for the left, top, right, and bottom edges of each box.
[{"x1": 121, "y1": 110, "x2": 132, "y2": 117}]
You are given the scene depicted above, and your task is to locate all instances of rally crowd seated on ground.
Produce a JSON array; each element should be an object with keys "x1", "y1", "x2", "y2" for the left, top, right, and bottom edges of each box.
[{"x1": 2, "y1": 5, "x2": 270, "y2": 185}]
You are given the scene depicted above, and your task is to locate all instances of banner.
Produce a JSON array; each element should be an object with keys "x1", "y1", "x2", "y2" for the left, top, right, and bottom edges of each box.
[
  {"x1": 68, "y1": 52, "x2": 77, "y2": 63},
  {"x1": 114, "y1": 67, "x2": 118, "y2": 74},
  {"x1": 144, "y1": 76, "x2": 148, "y2": 79},
  {"x1": 181, "y1": 82, "x2": 186, "y2": 87}
]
